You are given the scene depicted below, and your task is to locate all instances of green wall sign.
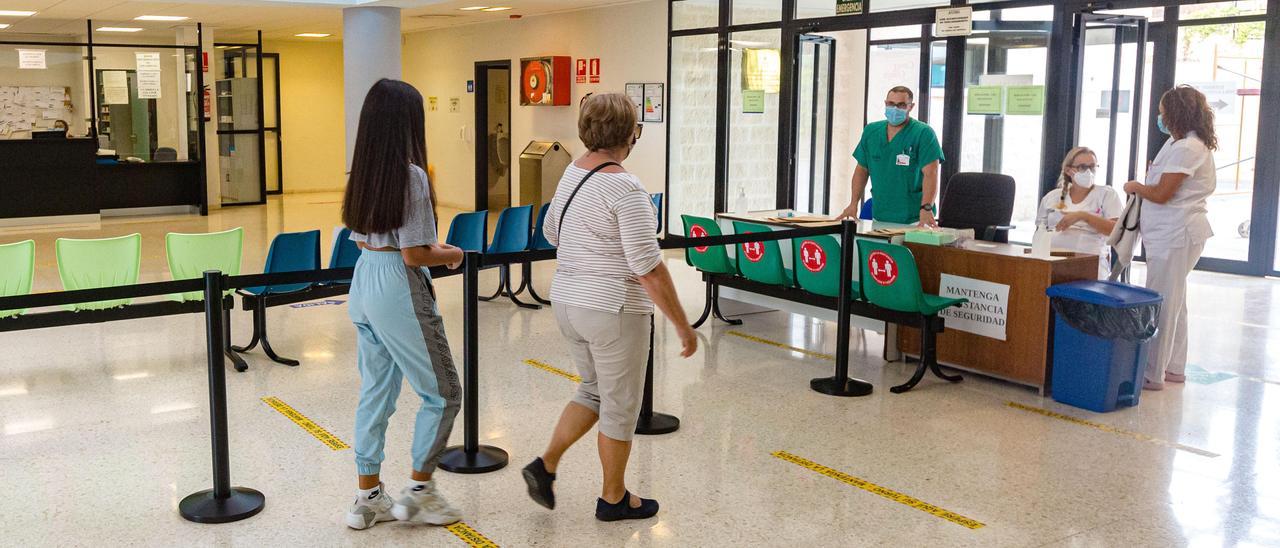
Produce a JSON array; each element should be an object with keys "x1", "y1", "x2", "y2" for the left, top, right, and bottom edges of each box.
[
  {"x1": 1006, "y1": 85, "x2": 1046, "y2": 116},
  {"x1": 742, "y1": 90, "x2": 765, "y2": 114},
  {"x1": 967, "y1": 86, "x2": 1003, "y2": 115}
]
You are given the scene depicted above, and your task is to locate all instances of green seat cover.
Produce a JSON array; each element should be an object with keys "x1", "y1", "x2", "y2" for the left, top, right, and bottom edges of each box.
[
  {"x1": 681, "y1": 215, "x2": 736, "y2": 275},
  {"x1": 56, "y1": 234, "x2": 142, "y2": 311},
  {"x1": 732, "y1": 221, "x2": 795, "y2": 288},
  {"x1": 857, "y1": 239, "x2": 965, "y2": 315},
  {"x1": 0, "y1": 240, "x2": 35, "y2": 318},
  {"x1": 793, "y1": 235, "x2": 861, "y2": 300},
  {"x1": 166, "y1": 228, "x2": 244, "y2": 302}
]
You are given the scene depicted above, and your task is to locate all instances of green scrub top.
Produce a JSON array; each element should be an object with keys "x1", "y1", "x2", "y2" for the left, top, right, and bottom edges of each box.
[{"x1": 853, "y1": 118, "x2": 945, "y2": 224}]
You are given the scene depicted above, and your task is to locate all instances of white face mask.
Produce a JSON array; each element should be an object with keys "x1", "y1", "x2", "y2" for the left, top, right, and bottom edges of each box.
[{"x1": 1072, "y1": 169, "x2": 1095, "y2": 189}]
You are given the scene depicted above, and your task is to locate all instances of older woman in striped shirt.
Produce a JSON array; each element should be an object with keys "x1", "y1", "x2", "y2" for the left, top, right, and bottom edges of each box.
[{"x1": 521, "y1": 93, "x2": 697, "y2": 522}]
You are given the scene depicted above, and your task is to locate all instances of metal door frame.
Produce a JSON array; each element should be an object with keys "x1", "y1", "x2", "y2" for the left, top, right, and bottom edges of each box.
[
  {"x1": 794, "y1": 34, "x2": 836, "y2": 214},
  {"x1": 473, "y1": 59, "x2": 512, "y2": 212}
]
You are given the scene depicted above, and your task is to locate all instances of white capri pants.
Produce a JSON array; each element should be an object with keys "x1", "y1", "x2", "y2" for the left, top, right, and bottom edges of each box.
[{"x1": 553, "y1": 303, "x2": 651, "y2": 441}]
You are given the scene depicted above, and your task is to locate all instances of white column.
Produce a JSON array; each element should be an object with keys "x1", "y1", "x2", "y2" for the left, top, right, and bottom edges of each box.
[{"x1": 343, "y1": 6, "x2": 401, "y2": 169}]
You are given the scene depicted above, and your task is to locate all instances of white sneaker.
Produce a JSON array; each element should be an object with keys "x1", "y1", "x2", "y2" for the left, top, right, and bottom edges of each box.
[
  {"x1": 345, "y1": 484, "x2": 396, "y2": 530},
  {"x1": 391, "y1": 480, "x2": 463, "y2": 525}
]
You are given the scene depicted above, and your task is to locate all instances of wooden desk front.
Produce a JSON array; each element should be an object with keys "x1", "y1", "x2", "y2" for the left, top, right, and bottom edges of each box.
[{"x1": 897, "y1": 241, "x2": 1097, "y2": 393}]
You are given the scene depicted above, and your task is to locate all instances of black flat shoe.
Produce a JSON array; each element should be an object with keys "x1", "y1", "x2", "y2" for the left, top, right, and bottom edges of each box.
[
  {"x1": 522, "y1": 458, "x2": 556, "y2": 510},
  {"x1": 595, "y1": 491, "x2": 659, "y2": 522}
]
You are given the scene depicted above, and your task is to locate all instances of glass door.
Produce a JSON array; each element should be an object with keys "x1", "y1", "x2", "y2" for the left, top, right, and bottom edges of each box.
[
  {"x1": 215, "y1": 43, "x2": 265, "y2": 206},
  {"x1": 793, "y1": 34, "x2": 834, "y2": 215},
  {"x1": 1071, "y1": 14, "x2": 1148, "y2": 188}
]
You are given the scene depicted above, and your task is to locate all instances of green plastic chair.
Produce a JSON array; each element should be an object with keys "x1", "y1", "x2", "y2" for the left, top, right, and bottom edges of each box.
[
  {"x1": 56, "y1": 234, "x2": 142, "y2": 311},
  {"x1": 0, "y1": 240, "x2": 35, "y2": 319},
  {"x1": 793, "y1": 235, "x2": 861, "y2": 300},
  {"x1": 857, "y1": 239, "x2": 964, "y2": 315},
  {"x1": 166, "y1": 228, "x2": 244, "y2": 302},
  {"x1": 681, "y1": 215, "x2": 736, "y2": 275},
  {"x1": 732, "y1": 221, "x2": 794, "y2": 288}
]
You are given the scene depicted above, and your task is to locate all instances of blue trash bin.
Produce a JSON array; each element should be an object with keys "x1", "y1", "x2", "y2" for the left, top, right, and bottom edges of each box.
[{"x1": 1046, "y1": 280, "x2": 1163, "y2": 413}]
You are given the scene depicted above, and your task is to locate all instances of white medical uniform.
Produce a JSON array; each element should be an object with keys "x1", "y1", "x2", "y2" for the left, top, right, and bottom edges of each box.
[
  {"x1": 1036, "y1": 185, "x2": 1124, "y2": 277},
  {"x1": 1140, "y1": 131, "x2": 1215, "y2": 383}
]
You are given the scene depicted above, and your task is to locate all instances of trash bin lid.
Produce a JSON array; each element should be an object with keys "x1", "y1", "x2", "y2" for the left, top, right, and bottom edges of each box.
[{"x1": 1045, "y1": 280, "x2": 1163, "y2": 307}]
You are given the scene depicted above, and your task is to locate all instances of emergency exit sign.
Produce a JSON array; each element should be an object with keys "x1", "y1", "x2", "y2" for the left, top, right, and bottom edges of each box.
[{"x1": 836, "y1": 0, "x2": 863, "y2": 15}]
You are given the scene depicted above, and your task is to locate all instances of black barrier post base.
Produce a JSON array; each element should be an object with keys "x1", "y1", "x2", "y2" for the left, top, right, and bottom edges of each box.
[
  {"x1": 635, "y1": 315, "x2": 680, "y2": 436},
  {"x1": 810, "y1": 220, "x2": 874, "y2": 399},
  {"x1": 810, "y1": 376, "x2": 875, "y2": 397},
  {"x1": 439, "y1": 446, "x2": 509, "y2": 474},
  {"x1": 179, "y1": 487, "x2": 265, "y2": 524}
]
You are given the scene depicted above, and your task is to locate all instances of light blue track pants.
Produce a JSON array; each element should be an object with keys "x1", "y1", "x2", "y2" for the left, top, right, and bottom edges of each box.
[{"x1": 349, "y1": 250, "x2": 461, "y2": 476}]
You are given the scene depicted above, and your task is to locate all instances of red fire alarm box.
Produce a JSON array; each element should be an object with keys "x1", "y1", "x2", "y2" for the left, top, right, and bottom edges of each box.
[{"x1": 520, "y1": 56, "x2": 571, "y2": 106}]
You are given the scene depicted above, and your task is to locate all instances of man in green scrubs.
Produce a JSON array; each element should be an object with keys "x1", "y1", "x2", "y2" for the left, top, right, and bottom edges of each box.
[{"x1": 838, "y1": 86, "x2": 944, "y2": 226}]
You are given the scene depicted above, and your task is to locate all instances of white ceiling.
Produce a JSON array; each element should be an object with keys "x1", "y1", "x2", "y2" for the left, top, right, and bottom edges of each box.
[{"x1": 0, "y1": 0, "x2": 638, "y2": 42}]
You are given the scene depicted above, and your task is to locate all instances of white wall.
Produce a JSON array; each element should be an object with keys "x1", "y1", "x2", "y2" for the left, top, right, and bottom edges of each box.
[{"x1": 402, "y1": 0, "x2": 667, "y2": 210}]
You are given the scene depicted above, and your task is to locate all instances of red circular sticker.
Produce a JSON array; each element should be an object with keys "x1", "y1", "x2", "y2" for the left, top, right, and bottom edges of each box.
[
  {"x1": 867, "y1": 250, "x2": 898, "y2": 286},
  {"x1": 690, "y1": 224, "x2": 709, "y2": 253},
  {"x1": 742, "y1": 240, "x2": 765, "y2": 263},
  {"x1": 799, "y1": 240, "x2": 826, "y2": 273}
]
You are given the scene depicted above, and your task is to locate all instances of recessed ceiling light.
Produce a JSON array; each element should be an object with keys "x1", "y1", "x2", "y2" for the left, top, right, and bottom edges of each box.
[
  {"x1": 97, "y1": 27, "x2": 144, "y2": 33},
  {"x1": 0, "y1": 10, "x2": 36, "y2": 17},
  {"x1": 482, "y1": 6, "x2": 512, "y2": 11},
  {"x1": 135, "y1": 15, "x2": 189, "y2": 22},
  {"x1": 458, "y1": 6, "x2": 488, "y2": 11}
]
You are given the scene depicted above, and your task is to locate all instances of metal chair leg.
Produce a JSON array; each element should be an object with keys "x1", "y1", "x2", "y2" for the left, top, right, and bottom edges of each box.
[
  {"x1": 479, "y1": 265, "x2": 507, "y2": 302},
  {"x1": 256, "y1": 303, "x2": 300, "y2": 366},
  {"x1": 504, "y1": 264, "x2": 541, "y2": 310},
  {"x1": 925, "y1": 316, "x2": 963, "y2": 383},
  {"x1": 230, "y1": 298, "x2": 260, "y2": 353},
  {"x1": 890, "y1": 319, "x2": 931, "y2": 394},
  {"x1": 524, "y1": 262, "x2": 552, "y2": 305},
  {"x1": 691, "y1": 281, "x2": 715, "y2": 329},
  {"x1": 222, "y1": 303, "x2": 248, "y2": 372},
  {"x1": 710, "y1": 284, "x2": 743, "y2": 326}
]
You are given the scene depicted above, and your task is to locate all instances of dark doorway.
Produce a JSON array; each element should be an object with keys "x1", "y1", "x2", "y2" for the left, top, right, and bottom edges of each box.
[{"x1": 474, "y1": 60, "x2": 512, "y2": 212}]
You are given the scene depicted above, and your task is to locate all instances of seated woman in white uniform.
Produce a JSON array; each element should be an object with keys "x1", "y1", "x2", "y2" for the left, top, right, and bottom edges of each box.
[{"x1": 1036, "y1": 146, "x2": 1123, "y2": 277}]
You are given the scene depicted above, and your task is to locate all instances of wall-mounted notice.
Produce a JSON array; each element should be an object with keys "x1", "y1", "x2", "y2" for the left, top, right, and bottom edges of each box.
[
  {"x1": 643, "y1": 83, "x2": 663, "y2": 123},
  {"x1": 137, "y1": 70, "x2": 162, "y2": 100},
  {"x1": 935, "y1": 6, "x2": 973, "y2": 37},
  {"x1": 588, "y1": 58, "x2": 601, "y2": 84},
  {"x1": 742, "y1": 89, "x2": 765, "y2": 114},
  {"x1": 135, "y1": 52, "x2": 161, "y2": 72},
  {"x1": 967, "y1": 86, "x2": 1003, "y2": 115},
  {"x1": 449, "y1": 97, "x2": 460, "y2": 113},
  {"x1": 102, "y1": 71, "x2": 130, "y2": 105},
  {"x1": 1005, "y1": 85, "x2": 1045, "y2": 116},
  {"x1": 428, "y1": 96, "x2": 438, "y2": 112},
  {"x1": 576, "y1": 58, "x2": 588, "y2": 84},
  {"x1": 18, "y1": 49, "x2": 45, "y2": 70},
  {"x1": 835, "y1": 0, "x2": 864, "y2": 15},
  {"x1": 625, "y1": 83, "x2": 643, "y2": 116},
  {"x1": 938, "y1": 274, "x2": 1009, "y2": 341}
]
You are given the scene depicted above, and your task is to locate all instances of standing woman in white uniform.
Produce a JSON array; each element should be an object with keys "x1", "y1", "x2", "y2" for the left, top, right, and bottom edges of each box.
[
  {"x1": 1036, "y1": 146, "x2": 1123, "y2": 277},
  {"x1": 1123, "y1": 85, "x2": 1217, "y2": 390}
]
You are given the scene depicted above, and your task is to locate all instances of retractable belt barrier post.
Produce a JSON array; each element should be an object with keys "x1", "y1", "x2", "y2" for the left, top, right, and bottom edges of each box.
[
  {"x1": 439, "y1": 252, "x2": 510, "y2": 473},
  {"x1": 809, "y1": 220, "x2": 874, "y2": 397},
  {"x1": 180, "y1": 270, "x2": 265, "y2": 523},
  {"x1": 635, "y1": 313, "x2": 679, "y2": 435}
]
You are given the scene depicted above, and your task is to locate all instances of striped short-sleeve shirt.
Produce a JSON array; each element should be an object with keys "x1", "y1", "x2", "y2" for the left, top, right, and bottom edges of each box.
[{"x1": 543, "y1": 163, "x2": 661, "y2": 315}]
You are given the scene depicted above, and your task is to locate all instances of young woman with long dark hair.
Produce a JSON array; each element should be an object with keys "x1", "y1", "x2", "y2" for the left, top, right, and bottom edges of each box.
[
  {"x1": 1124, "y1": 85, "x2": 1218, "y2": 390},
  {"x1": 341, "y1": 78, "x2": 465, "y2": 529}
]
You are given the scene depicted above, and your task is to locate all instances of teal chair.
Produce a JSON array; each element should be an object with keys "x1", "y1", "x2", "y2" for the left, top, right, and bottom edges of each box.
[
  {"x1": 481, "y1": 205, "x2": 539, "y2": 309},
  {"x1": 446, "y1": 210, "x2": 488, "y2": 253},
  {"x1": 233, "y1": 229, "x2": 321, "y2": 367},
  {"x1": 792, "y1": 235, "x2": 861, "y2": 300},
  {"x1": 857, "y1": 239, "x2": 967, "y2": 393},
  {"x1": 55, "y1": 234, "x2": 141, "y2": 311},
  {"x1": 0, "y1": 240, "x2": 35, "y2": 319},
  {"x1": 732, "y1": 221, "x2": 794, "y2": 288},
  {"x1": 325, "y1": 227, "x2": 361, "y2": 285},
  {"x1": 681, "y1": 215, "x2": 741, "y2": 328},
  {"x1": 650, "y1": 193, "x2": 664, "y2": 234},
  {"x1": 166, "y1": 227, "x2": 246, "y2": 371},
  {"x1": 520, "y1": 203, "x2": 554, "y2": 305}
]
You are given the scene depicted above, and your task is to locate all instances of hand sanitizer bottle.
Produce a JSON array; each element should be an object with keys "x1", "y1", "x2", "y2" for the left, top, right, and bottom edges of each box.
[
  {"x1": 734, "y1": 187, "x2": 749, "y2": 214},
  {"x1": 1031, "y1": 220, "x2": 1053, "y2": 258}
]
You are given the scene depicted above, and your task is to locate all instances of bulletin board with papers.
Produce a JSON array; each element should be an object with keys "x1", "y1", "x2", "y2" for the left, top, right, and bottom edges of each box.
[{"x1": 0, "y1": 85, "x2": 74, "y2": 138}]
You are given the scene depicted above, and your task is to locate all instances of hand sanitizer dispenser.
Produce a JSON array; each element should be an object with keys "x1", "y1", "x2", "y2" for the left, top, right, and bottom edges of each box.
[{"x1": 1031, "y1": 221, "x2": 1054, "y2": 258}]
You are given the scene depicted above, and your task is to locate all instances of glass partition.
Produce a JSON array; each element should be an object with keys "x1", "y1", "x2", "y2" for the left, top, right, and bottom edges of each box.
[
  {"x1": 672, "y1": 0, "x2": 718, "y2": 31},
  {"x1": 733, "y1": 0, "x2": 781, "y2": 25},
  {"x1": 727, "y1": 29, "x2": 782, "y2": 213},
  {"x1": 0, "y1": 45, "x2": 90, "y2": 139},
  {"x1": 92, "y1": 46, "x2": 200, "y2": 162},
  {"x1": 668, "y1": 33, "x2": 719, "y2": 227}
]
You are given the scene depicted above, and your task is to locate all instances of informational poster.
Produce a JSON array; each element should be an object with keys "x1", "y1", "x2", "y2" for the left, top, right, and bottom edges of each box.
[
  {"x1": 937, "y1": 274, "x2": 1010, "y2": 341},
  {"x1": 449, "y1": 97, "x2": 460, "y2": 113},
  {"x1": 102, "y1": 71, "x2": 130, "y2": 105},
  {"x1": 742, "y1": 89, "x2": 765, "y2": 114},
  {"x1": 0, "y1": 86, "x2": 74, "y2": 137},
  {"x1": 967, "y1": 86, "x2": 1003, "y2": 114},
  {"x1": 643, "y1": 83, "x2": 663, "y2": 123},
  {"x1": 935, "y1": 6, "x2": 973, "y2": 37},
  {"x1": 1005, "y1": 85, "x2": 1045, "y2": 116},
  {"x1": 428, "y1": 96, "x2": 438, "y2": 112},
  {"x1": 836, "y1": 0, "x2": 864, "y2": 15},
  {"x1": 18, "y1": 49, "x2": 45, "y2": 70},
  {"x1": 137, "y1": 70, "x2": 162, "y2": 100},
  {"x1": 135, "y1": 52, "x2": 161, "y2": 72}
]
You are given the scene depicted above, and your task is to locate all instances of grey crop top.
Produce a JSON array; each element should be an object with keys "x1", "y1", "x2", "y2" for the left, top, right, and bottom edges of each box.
[{"x1": 349, "y1": 164, "x2": 438, "y2": 249}]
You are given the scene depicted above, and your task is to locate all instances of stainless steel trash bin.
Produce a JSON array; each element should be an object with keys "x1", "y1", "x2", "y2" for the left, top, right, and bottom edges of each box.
[{"x1": 519, "y1": 141, "x2": 571, "y2": 206}]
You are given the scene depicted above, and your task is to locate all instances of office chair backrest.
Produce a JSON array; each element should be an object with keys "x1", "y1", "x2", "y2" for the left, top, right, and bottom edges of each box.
[
  {"x1": 859, "y1": 198, "x2": 874, "y2": 221},
  {"x1": 154, "y1": 147, "x2": 178, "y2": 161},
  {"x1": 446, "y1": 210, "x2": 488, "y2": 253},
  {"x1": 487, "y1": 205, "x2": 533, "y2": 254},
  {"x1": 939, "y1": 172, "x2": 1016, "y2": 243}
]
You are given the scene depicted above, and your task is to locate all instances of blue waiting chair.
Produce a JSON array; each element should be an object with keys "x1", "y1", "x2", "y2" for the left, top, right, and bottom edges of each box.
[
  {"x1": 480, "y1": 205, "x2": 540, "y2": 309},
  {"x1": 232, "y1": 229, "x2": 321, "y2": 367},
  {"x1": 446, "y1": 210, "x2": 488, "y2": 253},
  {"x1": 516, "y1": 203, "x2": 556, "y2": 305},
  {"x1": 325, "y1": 227, "x2": 361, "y2": 285},
  {"x1": 651, "y1": 193, "x2": 664, "y2": 234},
  {"x1": 859, "y1": 198, "x2": 874, "y2": 221}
]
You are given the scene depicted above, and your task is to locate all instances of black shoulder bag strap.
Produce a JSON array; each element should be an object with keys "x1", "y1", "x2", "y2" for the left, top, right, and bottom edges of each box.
[{"x1": 556, "y1": 162, "x2": 621, "y2": 234}]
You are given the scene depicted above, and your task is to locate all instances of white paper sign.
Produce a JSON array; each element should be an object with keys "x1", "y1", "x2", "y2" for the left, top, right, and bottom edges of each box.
[
  {"x1": 137, "y1": 70, "x2": 162, "y2": 99},
  {"x1": 102, "y1": 71, "x2": 130, "y2": 105},
  {"x1": 136, "y1": 52, "x2": 162, "y2": 71},
  {"x1": 18, "y1": 49, "x2": 46, "y2": 70},
  {"x1": 935, "y1": 6, "x2": 973, "y2": 37},
  {"x1": 937, "y1": 273, "x2": 1010, "y2": 341}
]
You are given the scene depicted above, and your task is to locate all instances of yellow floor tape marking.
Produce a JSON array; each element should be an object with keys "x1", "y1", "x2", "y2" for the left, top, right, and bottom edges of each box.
[
  {"x1": 261, "y1": 397, "x2": 351, "y2": 451},
  {"x1": 523, "y1": 359, "x2": 582, "y2": 383},
  {"x1": 446, "y1": 522, "x2": 499, "y2": 547},
  {"x1": 726, "y1": 331, "x2": 835, "y2": 361},
  {"x1": 1005, "y1": 402, "x2": 1219, "y2": 458},
  {"x1": 772, "y1": 451, "x2": 984, "y2": 530}
]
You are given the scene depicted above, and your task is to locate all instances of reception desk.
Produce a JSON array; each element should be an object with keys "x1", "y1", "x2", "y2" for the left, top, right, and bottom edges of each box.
[
  {"x1": 0, "y1": 138, "x2": 203, "y2": 223},
  {"x1": 715, "y1": 211, "x2": 1097, "y2": 393}
]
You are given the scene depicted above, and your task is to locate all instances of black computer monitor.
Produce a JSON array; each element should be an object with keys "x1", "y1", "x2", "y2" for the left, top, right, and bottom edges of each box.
[{"x1": 31, "y1": 129, "x2": 67, "y2": 140}]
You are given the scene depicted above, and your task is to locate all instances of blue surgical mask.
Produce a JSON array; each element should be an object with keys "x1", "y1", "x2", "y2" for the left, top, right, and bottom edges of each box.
[
  {"x1": 1156, "y1": 114, "x2": 1171, "y2": 135},
  {"x1": 885, "y1": 107, "x2": 909, "y2": 126}
]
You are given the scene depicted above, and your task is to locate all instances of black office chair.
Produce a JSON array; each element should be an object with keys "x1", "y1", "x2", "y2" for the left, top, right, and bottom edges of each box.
[
  {"x1": 154, "y1": 147, "x2": 178, "y2": 162},
  {"x1": 938, "y1": 172, "x2": 1016, "y2": 243}
]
